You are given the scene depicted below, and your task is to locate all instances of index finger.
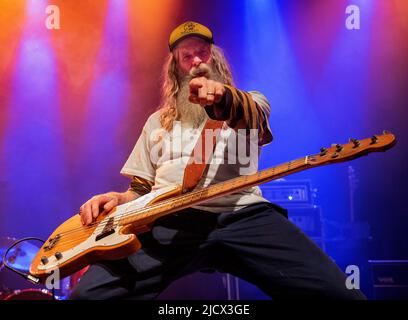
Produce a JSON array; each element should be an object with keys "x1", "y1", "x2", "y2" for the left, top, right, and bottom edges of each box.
[{"x1": 189, "y1": 78, "x2": 204, "y2": 91}]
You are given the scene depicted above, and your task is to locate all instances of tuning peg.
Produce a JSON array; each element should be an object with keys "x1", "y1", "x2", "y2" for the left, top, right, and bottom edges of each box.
[
  {"x1": 370, "y1": 135, "x2": 378, "y2": 144},
  {"x1": 349, "y1": 138, "x2": 360, "y2": 148},
  {"x1": 335, "y1": 144, "x2": 343, "y2": 152},
  {"x1": 320, "y1": 147, "x2": 328, "y2": 156},
  {"x1": 330, "y1": 144, "x2": 343, "y2": 152}
]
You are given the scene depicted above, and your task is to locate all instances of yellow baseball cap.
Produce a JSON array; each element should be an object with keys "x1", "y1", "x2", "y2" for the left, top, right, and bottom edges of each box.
[{"x1": 168, "y1": 21, "x2": 214, "y2": 51}]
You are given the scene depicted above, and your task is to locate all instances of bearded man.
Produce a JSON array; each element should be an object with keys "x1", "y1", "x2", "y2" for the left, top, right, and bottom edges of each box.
[{"x1": 71, "y1": 21, "x2": 366, "y2": 300}]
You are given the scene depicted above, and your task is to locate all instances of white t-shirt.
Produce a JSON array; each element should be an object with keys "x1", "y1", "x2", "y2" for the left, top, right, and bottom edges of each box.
[{"x1": 120, "y1": 91, "x2": 273, "y2": 213}]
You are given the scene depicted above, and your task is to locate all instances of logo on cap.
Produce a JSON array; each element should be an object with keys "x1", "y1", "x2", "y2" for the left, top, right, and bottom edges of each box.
[
  {"x1": 184, "y1": 22, "x2": 196, "y2": 33},
  {"x1": 168, "y1": 21, "x2": 214, "y2": 51}
]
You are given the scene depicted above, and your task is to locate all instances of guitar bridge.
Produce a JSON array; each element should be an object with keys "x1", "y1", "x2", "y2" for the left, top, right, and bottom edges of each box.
[{"x1": 43, "y1": 234, "x2": 61, "y2": 252}]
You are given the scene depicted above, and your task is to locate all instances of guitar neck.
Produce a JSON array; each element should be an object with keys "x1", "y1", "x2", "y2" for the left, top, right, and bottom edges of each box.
[{"x1": 119, "y1": 157, "x2": 309, "y2": 227}]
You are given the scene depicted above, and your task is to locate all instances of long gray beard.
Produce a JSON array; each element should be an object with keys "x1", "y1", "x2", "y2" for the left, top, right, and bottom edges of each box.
[{"x1": 176, "y1": 64, "x2": 224, "y2": 128}]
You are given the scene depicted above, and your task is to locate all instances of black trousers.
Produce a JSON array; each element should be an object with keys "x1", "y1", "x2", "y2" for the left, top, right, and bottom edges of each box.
[{"x1": 70, "y1": 202, "x2": 366, "y2": 300}]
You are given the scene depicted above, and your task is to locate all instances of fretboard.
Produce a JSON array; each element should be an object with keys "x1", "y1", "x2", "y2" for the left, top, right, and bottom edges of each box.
[{"x1": 119, "y1": 157, "x2": 309, "y2": 227}]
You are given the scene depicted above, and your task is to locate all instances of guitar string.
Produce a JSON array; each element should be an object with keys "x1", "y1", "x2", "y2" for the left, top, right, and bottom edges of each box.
[
  {"x1": 38, "y1": 158, "x2": 309, "y2": 250},
  {"x1": 38, "y1": 157, "x2": 311, "y2": 254},
  {"x1": 41, "y1": 181, "x2": 245, "y2": 248},
  {"x1": 48, "y1": 136, "x2": 389, "y2": 240},
  {"x1": 55, "y1": 157, "x2": 307, "y2": 239},
  {"x1": 35, "y1": 138, "x2": 387, "y2": 253},
  {"x1": 40, "y1": 158, "x2": 309, "y2": 249}
]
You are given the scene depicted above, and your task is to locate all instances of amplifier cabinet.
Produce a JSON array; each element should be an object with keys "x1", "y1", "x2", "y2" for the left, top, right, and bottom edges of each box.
[
  {"x1": 287, "y1": 205, "x2": 323, "y2": 238},
  {"x1": 369, "y1": 260, "x2": 408, "y2": 300}
]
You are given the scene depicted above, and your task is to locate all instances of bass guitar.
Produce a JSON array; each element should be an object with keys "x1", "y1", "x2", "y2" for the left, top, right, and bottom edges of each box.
[{"x1": 29, "y1": 131, "x2": 396, "y2": 282}]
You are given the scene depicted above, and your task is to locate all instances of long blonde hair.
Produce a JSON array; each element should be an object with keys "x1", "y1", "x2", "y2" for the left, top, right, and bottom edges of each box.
[{"x1": 159, "y1": 45, "x2": 234, "y2": 131}]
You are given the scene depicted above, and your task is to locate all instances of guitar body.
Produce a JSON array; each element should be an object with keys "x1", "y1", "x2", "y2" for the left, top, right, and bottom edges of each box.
[{"x1": 29, "y1": 185, "x2": 182, "y2": 282}]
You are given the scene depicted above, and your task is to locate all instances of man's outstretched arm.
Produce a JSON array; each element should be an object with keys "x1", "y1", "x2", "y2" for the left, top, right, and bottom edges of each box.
[{"x1": 189, "y1": 77, "x2": 273, "y2": 145}]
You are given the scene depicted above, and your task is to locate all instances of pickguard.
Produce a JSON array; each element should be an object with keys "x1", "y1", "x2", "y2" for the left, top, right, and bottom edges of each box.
[{"x1": 37, "y1": 185, "x2": 179, "y2": 271}]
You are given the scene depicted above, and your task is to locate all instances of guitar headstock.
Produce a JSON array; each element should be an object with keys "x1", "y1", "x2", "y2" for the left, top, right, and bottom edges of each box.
[{"x1": 306, "y1": 131, "x2": 397, "y2": 166}]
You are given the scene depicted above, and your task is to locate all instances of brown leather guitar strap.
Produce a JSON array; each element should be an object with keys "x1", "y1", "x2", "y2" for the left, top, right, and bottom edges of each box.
[{"x1": 182, "y1": 119, "x2": 224, "y2": 193}]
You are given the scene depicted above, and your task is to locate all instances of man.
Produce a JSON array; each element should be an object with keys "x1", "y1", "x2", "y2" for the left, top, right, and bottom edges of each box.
[{"x1": 71, "y1": 21, "x2": 366, "y2": 300}]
